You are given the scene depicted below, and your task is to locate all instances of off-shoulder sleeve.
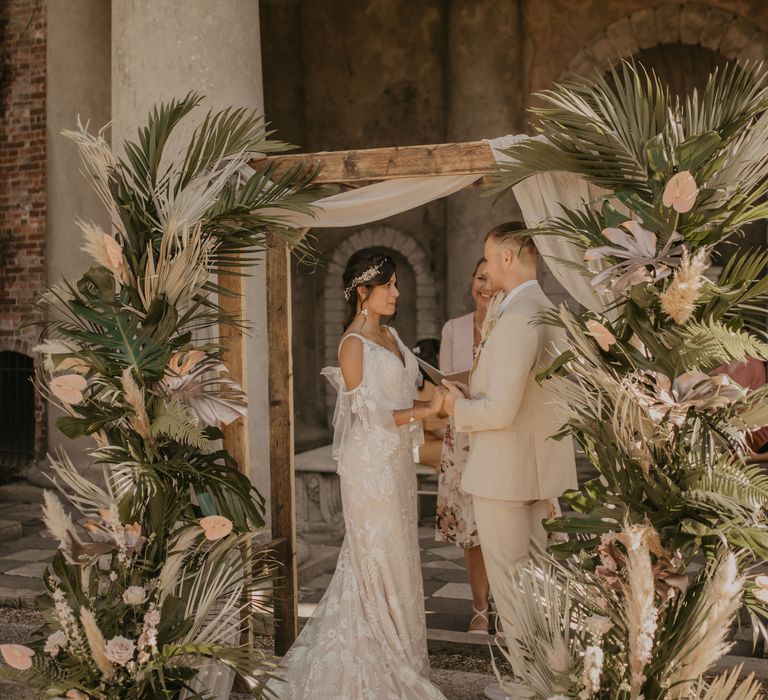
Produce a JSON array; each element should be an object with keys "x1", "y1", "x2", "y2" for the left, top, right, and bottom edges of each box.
[{"x1": 321, "y1": 353, "x2": 400, "y2": 474}]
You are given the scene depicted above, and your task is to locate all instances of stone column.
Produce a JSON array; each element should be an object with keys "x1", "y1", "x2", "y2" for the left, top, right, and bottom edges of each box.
[
  {"x1": 444, "y1": 1, "x2": 540, "y2": 317},
  {"x1": 46, "y1": 0, "x2": 111, "y2": 479},
  {"x1": 111, "y1": 1, "x2": 273, "y2": 510}
]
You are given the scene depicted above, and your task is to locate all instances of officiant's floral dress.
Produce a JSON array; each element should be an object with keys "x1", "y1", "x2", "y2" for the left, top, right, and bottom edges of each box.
[
  {"x1": 435, "y1": 312, "x2": 480, "y2": 549},
  {"x1": 268, "y1": 328, "x2": 446, "y2": 700}
]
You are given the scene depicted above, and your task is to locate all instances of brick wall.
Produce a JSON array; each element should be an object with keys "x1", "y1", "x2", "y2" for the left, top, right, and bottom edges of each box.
[{"x1": 0, "y1": 0, "x2": 47, "y2": 461}]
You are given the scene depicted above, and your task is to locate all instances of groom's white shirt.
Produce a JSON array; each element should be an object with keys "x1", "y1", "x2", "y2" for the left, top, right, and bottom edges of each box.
[
  {"x1": 454, "y1": 280, "x2": 577, "y2": 501},
  {"x1": 498, "y1": 279, "x2": 539, "y2": 314}
]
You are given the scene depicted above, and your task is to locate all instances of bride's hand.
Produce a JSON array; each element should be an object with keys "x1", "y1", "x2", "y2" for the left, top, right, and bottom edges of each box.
[{"x1": 428, "y1": 387, "x2": 447, "y2": 415}]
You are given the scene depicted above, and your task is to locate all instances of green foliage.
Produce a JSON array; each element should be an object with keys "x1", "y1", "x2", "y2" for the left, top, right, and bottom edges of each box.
[
  {"x1": 19, "y1": 95, "x2": 319, "y2": 698},
  {"x1": 151, "y1": 399, "x2": 209, "y2": 449},
  {"x1": 492, "y1": 61, "x2": 768, "y2": 697}
]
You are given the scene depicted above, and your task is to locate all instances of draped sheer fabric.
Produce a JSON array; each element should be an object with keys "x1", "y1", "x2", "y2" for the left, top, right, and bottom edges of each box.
[{"x1": 269, "y1": 329, "x2": 445, "y2": 700}]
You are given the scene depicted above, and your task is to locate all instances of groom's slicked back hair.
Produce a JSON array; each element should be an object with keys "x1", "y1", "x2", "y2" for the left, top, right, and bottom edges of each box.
[{"x1": 485, "y1": 221, "x2": 538, "y2": 264}]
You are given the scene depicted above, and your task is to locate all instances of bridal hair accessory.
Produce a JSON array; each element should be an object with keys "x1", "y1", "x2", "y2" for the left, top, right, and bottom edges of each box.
[{"x1": 344, "y1": 260, "x2": 385, "y2": 301}]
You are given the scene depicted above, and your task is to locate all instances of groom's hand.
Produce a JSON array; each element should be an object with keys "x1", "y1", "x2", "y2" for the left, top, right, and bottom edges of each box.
[{"x1": 441, "y1": 380, "x2": 465, "y2": 416}]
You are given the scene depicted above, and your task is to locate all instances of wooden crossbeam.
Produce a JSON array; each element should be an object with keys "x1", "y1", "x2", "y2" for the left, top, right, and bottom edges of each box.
[{"x1": 259, "y1": 140, "x2": 497, "y2": 184}]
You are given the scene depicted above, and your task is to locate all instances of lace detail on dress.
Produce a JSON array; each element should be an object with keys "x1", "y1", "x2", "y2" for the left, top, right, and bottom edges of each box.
[{"x1": 270, "y1": 328, "x2": 445, "y2": 700}]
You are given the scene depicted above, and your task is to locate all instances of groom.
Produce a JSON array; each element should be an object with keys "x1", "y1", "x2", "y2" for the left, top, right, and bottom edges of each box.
[{"x1": 443, "y1": 222, "x2": 577, "y2": 640}]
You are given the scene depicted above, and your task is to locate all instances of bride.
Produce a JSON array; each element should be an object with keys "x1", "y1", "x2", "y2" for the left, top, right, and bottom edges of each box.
[{"x1": 269, "y1": 250, "x2": 448, "y2": 699}]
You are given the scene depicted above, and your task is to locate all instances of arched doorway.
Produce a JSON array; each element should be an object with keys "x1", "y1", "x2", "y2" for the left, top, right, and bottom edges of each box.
[{"x1": 0, "y1": 350, "x2": 35, "y2": 482}]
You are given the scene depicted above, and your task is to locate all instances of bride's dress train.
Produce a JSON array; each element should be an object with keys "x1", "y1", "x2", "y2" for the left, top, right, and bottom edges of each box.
[{"x1": 269, "y1": 329, "x2": 446, "y2": 699}]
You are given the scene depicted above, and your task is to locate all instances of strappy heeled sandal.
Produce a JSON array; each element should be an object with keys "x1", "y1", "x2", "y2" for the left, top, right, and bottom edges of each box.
[{"x1": 468, "y1": 604, "x2": 491, "y2": 634}]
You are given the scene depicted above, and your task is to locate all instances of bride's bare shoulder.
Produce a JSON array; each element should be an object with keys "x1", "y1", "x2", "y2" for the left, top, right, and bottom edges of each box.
[{"x1": 338, "y1": 334, "x2": 364, "y2": 389}]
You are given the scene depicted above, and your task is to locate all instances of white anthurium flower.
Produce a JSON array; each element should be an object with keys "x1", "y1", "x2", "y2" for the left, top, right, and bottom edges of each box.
[{"x1": 585, "y1": 220, "x2": 684, "y2": 295}]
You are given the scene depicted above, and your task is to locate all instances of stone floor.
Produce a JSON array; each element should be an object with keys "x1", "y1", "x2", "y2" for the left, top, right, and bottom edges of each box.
[{"x1": 0, "y1": 483, "x2": 487, "y2": 636}]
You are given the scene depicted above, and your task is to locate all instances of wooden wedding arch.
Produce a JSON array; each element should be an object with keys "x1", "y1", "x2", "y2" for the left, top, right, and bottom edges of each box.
[{"x1": 221, "y1": 140, "x2": 501, "y2": 654}]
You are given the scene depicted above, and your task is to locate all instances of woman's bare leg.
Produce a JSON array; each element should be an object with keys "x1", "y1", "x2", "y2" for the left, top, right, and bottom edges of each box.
[{"x1": 464, "y1": 545, "x2": 491, "y2": 632}]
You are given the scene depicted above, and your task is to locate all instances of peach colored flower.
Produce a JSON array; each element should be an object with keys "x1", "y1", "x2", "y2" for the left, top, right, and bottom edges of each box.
[
  {"x1": 0, "y1": 643, "x2": 35, "y2": 670},
  {"x1": 103, "y1": 235, "x2": 123, "y2": 270},
  {"x1": 200, "y1": 515, "x2": 233, "y2": 541},
  {"x1": 50, "y1": 374, "x2": 88, "y2": 405},
  {"x1": 585, "y1": 319, "x2": 617, "y2": 352},
  {"x1": 663, "y1": 171, "x2": 698, "y2": 213},
  {"x1": 66, "y1": 691, "x2": 89, "y2": 700}
]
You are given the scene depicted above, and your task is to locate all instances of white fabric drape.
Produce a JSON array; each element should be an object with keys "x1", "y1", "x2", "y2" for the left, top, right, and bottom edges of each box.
[
  {"x1": 276, "y1": 173, "x2": 478, "y2": 229},
  {"x1": 271, "y1": 134, "x2": 609, "y2": 310},
  {"x1": 486, "y1": 135, "x2": 611, "y2": 313}
]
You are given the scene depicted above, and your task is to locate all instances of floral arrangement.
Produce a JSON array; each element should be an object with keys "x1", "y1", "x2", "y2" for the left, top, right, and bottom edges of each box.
[
  {"x1": 0, "y1": 93, "x2": 320, "y2": 698},
  {"x1": 492, "y1": 62, "x2": 768, "y2": 697}
]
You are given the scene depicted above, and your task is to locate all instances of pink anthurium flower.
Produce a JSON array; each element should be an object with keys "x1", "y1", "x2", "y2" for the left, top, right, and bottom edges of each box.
[
  {"x1": 200, "y1": 515, "x2": 233, "y2": 541},
  {"x1": 50, "y1": 374, "x2": 88, "y2": 405},
  {"x1": 663, "y1": 171, "x2": 698, "y2": 213},
  {"x1": 585, "y1": 320, "x2": 617, "y2": 352},
  {"x1": 0, "y1": 643, "x2": 35, "y2": 670}
]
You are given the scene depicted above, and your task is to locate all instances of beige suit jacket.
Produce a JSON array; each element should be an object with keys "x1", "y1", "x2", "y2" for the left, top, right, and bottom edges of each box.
[{"x1": 455, "y1": 283, "x2": 577, "y2": 501}]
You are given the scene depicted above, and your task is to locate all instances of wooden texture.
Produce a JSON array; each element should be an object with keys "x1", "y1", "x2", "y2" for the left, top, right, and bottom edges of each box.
[
  {"x1": 256, "y1": 140, "x2": 497, "y2": 183},
  {"x1": 266, "y1": 237, "x2": 300, "y2": 654},
  {"x1": 217, "y1": 265, "x2": 254, "y2": 667},
  {"x1": 218, "y1": 269, "x2": 249, "y2": 477}
]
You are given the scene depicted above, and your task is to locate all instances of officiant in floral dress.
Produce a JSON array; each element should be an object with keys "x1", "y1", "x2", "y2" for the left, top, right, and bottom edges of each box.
[{"x1": 435, "y1": 257, "x2": 494, "y2": 633}]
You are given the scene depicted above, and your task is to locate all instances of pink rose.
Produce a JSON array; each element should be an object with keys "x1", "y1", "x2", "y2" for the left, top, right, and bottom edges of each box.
[
  {"x1": 105, "y1": 635, "x2": 135, "y2": 666},
  {"x1": 0, "y1": 643, "x2": 35, "y2": 670},
  {"x1": 663, "y1": 171, "x2": 698, "y2": 213}
]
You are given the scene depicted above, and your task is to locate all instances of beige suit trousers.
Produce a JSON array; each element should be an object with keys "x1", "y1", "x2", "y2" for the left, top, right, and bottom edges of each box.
[{"x1": 472, "y1": 495, "x2": 549, "y2": 635}]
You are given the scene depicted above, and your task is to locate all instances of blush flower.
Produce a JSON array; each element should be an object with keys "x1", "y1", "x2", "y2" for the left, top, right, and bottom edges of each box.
[
  {"x1": 585, "y1": 320, "x2": 617, "y2": 352},
  {"x1": 0, "y1": 643, "x2": 35, "y2": 670},
  {"x1": 200, "y1": 515, "x2": 233, "y2": 541},
  {"x1": 105, "y1": 636, "x2": 135, "y2": 666},
  {"x1": 50, "y1": 374, "x2": 88, "y2": 405},
  {"x1": 663, "y1": 171, "x2": 698, "y2": 213}
]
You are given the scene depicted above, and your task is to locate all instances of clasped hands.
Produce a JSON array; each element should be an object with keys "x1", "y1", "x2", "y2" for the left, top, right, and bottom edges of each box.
[{"x1": 439, "y1": 379, "x2": 469, "y2": 416}]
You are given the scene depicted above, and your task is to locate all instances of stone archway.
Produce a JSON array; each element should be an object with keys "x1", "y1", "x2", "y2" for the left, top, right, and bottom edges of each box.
[
  {"x1": 561, "y1": 3, "x2": 768, "y2": 81},
  {"x1": 323, "y1": 226, "x2": 439, "y2": 371}
]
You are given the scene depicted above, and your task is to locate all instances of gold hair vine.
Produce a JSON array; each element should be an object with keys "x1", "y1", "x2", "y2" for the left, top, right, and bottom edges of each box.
[{"x1": 344, "y1": 260, "x2": 385, "y2": 301}]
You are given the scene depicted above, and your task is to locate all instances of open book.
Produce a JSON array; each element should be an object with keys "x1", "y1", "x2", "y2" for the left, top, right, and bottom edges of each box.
[{"x1": 415, "y1": 356, "x2": 469, "y2": 387}]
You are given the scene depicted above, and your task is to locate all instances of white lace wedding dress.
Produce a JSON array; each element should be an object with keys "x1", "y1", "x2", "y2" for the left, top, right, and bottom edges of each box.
[{"x1": 269, "y1": 328, "x2": 446, "y2": 699}]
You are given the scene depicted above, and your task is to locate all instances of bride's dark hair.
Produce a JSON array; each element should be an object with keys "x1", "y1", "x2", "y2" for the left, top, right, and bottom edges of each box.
[{"x1": 342, "y1": 249, "x2": 397, "y2": 330}]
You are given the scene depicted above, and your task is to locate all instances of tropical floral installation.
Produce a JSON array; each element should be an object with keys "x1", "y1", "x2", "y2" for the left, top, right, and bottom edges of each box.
[
  {"x1": 0, "y1": 93, "x2": 320, "y2": 698},
  {"x1": 491, "y1": 62, "x2": 768, "y2": 698}
]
